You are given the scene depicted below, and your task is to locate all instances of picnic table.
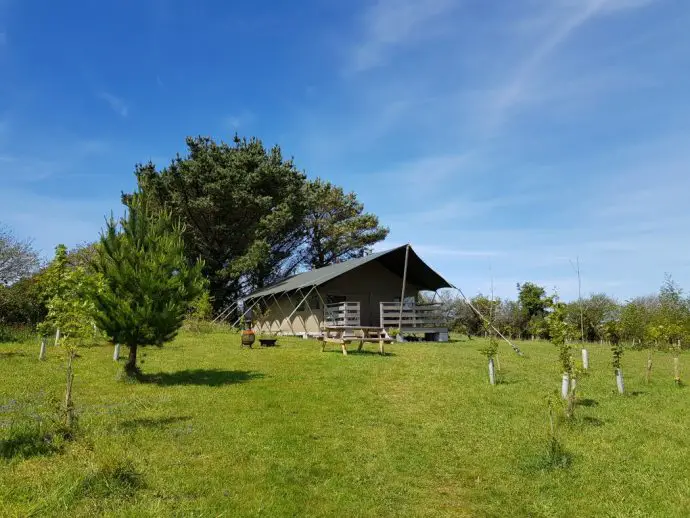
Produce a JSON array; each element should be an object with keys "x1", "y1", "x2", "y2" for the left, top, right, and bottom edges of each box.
[{"x1": 319, "y1": 326, "x2": 393, "y2": 356}]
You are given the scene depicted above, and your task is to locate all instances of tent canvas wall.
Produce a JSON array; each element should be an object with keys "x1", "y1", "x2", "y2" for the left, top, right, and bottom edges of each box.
[{"x1": 241, "y1": 245, "x2": 453, "y2": 337}]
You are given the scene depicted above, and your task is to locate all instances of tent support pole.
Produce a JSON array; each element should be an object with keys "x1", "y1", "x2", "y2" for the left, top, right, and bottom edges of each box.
[
  {"x1": 296, "y1": 287, "x2": 318, "y2": 337},
  {"x1": 314, "y1": 289, "x2": 328, "y2": 332},
  {"x1": 213, "y1": 301, "x2": 238, "y2": 323},
  {"x1": 283, "y1": 285, "x2": 318, "y2": 331},
  {"x1": 270, "y1": 293, "x2": 296, "y2": 336},
  {"x1": 230, "y1": 296, "x2": 266, "y2": 329},
  {"x1": 397, "y1": 244, "x2": 411, "y2": 333}
]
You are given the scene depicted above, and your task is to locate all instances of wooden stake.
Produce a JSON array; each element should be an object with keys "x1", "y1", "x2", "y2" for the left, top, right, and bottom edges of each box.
[{"x1": 113, "y1": 343, "x2": 120, "y2": 361}]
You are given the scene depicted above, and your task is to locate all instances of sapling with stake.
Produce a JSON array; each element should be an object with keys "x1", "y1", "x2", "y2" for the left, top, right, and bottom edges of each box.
[
  {"x1": 673, "y1": 339, "x2": 682, "y2": 386},
  {"x1": 605, "y1": 321, "x2": 625, "y2": 394},
  {"x1": 38, "y1": 244, "x2": 103, "y2": 433},
  {"x1": 547, "y1": 297, "x2": 575, "y2": 417},
  {"x1": 480, "y1": 335, "x2": 499, "y2": 385},
  {"x1": 479, "y1": 273, "x2": 499, "y2": 385},
  {"x1": 570, "y1": 257, "x2": 588, "y2": 371}
]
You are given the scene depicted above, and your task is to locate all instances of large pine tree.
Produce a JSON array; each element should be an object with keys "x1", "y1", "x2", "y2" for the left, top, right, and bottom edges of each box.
[
  {"x1": 93, "y1": 194, "x2": 205, "y2": 375},
  {"x1": 300, "y1": 179, "x2": 389, "y2": 269}
]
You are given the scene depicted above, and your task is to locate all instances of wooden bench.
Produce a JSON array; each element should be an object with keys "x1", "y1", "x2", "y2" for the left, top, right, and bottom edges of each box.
[{"x1": 319, "y1": 326, "x2": 393, "y2": 356}]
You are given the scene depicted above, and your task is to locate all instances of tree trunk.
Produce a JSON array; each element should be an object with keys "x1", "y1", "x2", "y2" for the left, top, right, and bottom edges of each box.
[
  {"x1": 55, "y1": 327, "x2": 61, "y2": 346},
  {"x1": 113, "y1": 343, "x2": 120, "y2": 361},
  {"x1": 674, "y1": 355, "x2": 681, "y2": 386},
  {"x1": 39, "y1": 337, "x2": 47, "y2": 361},
  {"x1": 125, "y1": 344, "x2": 138, "y2": 375}
]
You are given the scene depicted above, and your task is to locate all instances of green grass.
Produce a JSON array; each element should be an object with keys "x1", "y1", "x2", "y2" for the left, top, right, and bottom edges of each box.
[{"x1": 1, "y1": 332, "x2": 688, "y2": 517}]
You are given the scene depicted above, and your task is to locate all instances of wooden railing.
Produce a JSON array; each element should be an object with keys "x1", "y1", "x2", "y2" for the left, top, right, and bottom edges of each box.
[
  {"x1": 324, "y1": 301, "x2": 361, "y2": 327},
  {"x1": 379, "y1": 302, "x2": 444, "y2": 329}
]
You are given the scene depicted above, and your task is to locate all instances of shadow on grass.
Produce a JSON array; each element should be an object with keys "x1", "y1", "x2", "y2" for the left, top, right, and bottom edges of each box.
[
  {"x1": 0, "y1": 428, "x2": 63, "y2": 460},
  {"x1": 0, "y1": 351, "x2": 26, "y2": 359},
  {"x1": 581, "y1": 416, "x2": 605, "y2": 427},
  {"x1": 120, "y1": 416, "x2": 191, "y2": 429},
  {"x1": 323, "y1": 349, "x2": 396, "y2": 357},
  {"x1": 520, "y1": 438, "x2": 573, "y2": 474},
  {"x1": 578, "y1": 398, "x2": 598, "y2": 407},
  {"x1": 76, "y1": 459, "x2": 144, "y2": 499},
  {"x1": 138, "y1": 369, "x2": 264, "y2": 387}
]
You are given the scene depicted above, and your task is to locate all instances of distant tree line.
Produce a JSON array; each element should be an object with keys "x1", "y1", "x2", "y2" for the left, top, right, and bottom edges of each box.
[{"x1": 440, "y1": 276, "x2": 690, "y2": 348}]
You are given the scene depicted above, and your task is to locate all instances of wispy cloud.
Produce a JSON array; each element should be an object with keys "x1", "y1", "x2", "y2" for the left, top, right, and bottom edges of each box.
[
  {"x1": 223, "y1": 111, "x2": 255, "y2": 130},
  {"x1": 348, "y1": 0, "x2": 456, "y2": 72},
  {"x1": 486, "y1": 0, "x2": 658, "y2": 131},
  {"x1": 98, "y1": 92, "x2": 129, "y2": 117},
  {"x1": 0, "y1": 137, "x2": 111, "y2": 182}
]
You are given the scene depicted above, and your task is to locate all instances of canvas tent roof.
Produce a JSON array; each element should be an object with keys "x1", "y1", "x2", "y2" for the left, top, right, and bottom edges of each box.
[{"x1": 244, "y1": 245, "x2": 453, "y2": 301}]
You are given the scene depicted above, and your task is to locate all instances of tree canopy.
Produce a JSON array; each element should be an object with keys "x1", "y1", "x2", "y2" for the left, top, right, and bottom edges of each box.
[
  {"x1": 300, "y1": 179, "x2": 389, "y2": 269},
  {"x1": 126, "y1": 136, "x2": 307, "y2": 309},
  {"x1": 126, "y1": 135, "x2": 388, "y2": 311},
  {"x1": 0, "y1": 224, "x2": 40, "y2": 286}
]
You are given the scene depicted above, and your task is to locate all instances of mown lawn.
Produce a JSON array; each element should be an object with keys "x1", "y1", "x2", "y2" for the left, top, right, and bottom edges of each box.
[{"x1": 1, "y1": 332, "x2": 688, "y2": 517}]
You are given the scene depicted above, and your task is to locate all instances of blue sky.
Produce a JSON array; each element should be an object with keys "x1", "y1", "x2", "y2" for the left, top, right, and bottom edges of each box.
[{"x1": 1, "y1": 0, "x2": 689, "y2": 301}]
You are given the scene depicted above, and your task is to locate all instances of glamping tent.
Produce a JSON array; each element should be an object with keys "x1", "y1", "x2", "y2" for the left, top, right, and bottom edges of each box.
[{"x1": 238, "y1": 245, "x2": 454, "y2": 341}]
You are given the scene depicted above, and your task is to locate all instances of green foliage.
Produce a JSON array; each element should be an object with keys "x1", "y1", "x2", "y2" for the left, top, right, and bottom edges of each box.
[
  {"x1": 604, "y1": 320, "x2": 624, "y2": 371},
  {"x1": 126, "y1": 136, "x2": 307, "y2": 310},
  {"x1": 184, "y1": 290, "x2": 214, "y2": 333},
  {"x1": 0, "y1": 274, "x2": 47, "y2": 328},
  {"x1": 301, "y1": 179, "x2": 389, "y2": 269},
  {"x1": 566, "y1": 294, "x2": 619, "y2": 342},
  {"x1": 620, "y1": 296, "x2": 657, "y2": 346},
  {"x1": 547, "y1": 299, "x2": 573, "y2": 375},
  {"x1": 93, "y1": 194, "x2": 205, "y2": 375},
  {"x1": 37, "y1": 244, "x2": 100, "y2": 349},
  {"x1": 518, "y1": 282, "x2": 548, "y2": 319},
  {"x1": 479, "y1": 335, "x2": 499, "y2": 359},
  {"x1": 653, "y1": 274, "x2": 690, "y2": 346}
]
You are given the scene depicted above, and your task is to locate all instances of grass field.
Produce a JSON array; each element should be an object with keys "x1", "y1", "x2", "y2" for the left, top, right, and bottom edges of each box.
[{"x1": 1, "y1": 331, "x2": 688, "y2": 517}]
